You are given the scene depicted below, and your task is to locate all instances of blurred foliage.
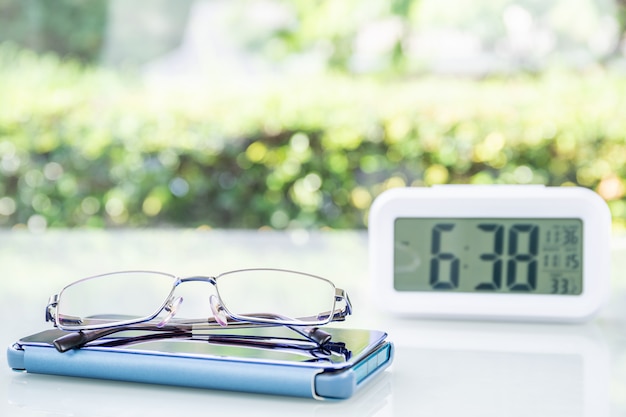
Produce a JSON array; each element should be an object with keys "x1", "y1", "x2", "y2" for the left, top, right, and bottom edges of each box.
[{"x1": 1, "y1": 42, "x2": 626, "y2": 230}]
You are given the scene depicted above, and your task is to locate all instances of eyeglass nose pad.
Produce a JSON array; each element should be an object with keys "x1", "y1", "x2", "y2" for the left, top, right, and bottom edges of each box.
[
  {"x1": 209, "y1": 295, "x2": 228, "y2": 327},
  {"x1": 156, "y1": 296, "x2": 183, "y2": 328}
]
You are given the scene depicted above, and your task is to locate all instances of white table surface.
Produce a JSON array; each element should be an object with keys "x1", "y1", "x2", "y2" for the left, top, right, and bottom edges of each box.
[{"x1": 1, "y1": 229, "x2": 625, "y2": 417}]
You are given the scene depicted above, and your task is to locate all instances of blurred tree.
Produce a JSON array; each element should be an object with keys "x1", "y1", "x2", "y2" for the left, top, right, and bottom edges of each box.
[
  {"x1": 265, "y1": 0, "x2": 421, "y2": 75},
  {"x1": 617, "y1": 0, "x2": 626, "y2": 55},
  {"x1": 0, "y1": 0, "x2": 107, "y2": 62}
]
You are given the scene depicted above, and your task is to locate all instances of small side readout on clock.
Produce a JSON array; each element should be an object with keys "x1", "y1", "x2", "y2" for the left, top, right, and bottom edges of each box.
[{"x1": 369, "y1": 185, "x2": 611, "y2": 322}]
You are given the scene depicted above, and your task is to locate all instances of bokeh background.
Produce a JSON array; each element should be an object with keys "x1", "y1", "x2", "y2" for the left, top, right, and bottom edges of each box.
[{"x1": 1, "y1": 0, "x2": 626, "y2": 231}]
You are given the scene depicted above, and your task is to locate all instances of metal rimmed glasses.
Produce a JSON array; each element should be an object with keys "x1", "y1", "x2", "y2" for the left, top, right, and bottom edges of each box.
[{"x1": 45, "y1": 268, "x2": 352, "y2": 352}]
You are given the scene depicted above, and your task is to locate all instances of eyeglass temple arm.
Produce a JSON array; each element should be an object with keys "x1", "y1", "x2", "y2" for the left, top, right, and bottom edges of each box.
[
  {"x1": 50, "y1": 307, "x2": 347, "y2": 353},
  {"x1": 81, "y1": 331, "x2": 350, "y2": 359},
  {"x1": 51, "y1": 323, "x2": 195, "y2": 352},
  {"x1": 51, "y1": 316, "x2": 332, "y2": 353}
]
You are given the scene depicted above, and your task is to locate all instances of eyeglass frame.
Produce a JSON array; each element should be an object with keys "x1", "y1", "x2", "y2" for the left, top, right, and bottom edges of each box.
[{"x1": 45, "y1": 268, "x2": 353, "y2": 332}]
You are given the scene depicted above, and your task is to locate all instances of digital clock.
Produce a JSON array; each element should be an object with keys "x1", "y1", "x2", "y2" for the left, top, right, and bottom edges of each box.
[{"x1": 368, "y1": 185, "x2": 611, "y2": 322}]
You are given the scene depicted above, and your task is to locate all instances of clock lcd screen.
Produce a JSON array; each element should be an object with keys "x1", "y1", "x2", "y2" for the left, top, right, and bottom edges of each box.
[{"x1": 394, "y1": 218, "x2": 583, "y2": 295}]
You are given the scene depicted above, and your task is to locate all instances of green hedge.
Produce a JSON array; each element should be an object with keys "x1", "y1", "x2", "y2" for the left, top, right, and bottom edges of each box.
[{"x1": 2, "y1": 43, "x2": 626, "y2": 229}]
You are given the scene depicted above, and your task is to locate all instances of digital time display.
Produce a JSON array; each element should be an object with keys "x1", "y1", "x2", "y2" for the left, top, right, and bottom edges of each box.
[{"x1": 394, "y1": 218, "x2": 583, "y2": 295}]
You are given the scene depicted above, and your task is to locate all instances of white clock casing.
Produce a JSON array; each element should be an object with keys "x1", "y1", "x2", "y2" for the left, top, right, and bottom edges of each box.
[{"x1": 368, "y1": 185, "x2": 611, "y2": 322}]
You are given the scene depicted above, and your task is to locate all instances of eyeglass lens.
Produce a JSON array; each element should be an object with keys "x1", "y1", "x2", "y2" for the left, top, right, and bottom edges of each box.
[
  {"x1": 57, "y1": 271, "x2": 177, "y2": 328},
  {"x1": 215, "y1": 269, "x2": 337, "y2": 323}
]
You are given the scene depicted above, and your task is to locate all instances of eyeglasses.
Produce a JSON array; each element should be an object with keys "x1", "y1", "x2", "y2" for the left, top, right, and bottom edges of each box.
[{"x1": 45, "y1": 268, "x2": 352, "y2": 352}]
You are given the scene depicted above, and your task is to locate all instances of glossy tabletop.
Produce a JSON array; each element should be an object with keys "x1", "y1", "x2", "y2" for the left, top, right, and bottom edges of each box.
[{"x1": 1, "y1": 229, "x2": 625, "y2": 417}]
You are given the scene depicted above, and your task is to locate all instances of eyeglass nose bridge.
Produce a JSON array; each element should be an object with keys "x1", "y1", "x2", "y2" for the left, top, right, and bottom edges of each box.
[{"x1": 179, "y1": 275, "x2": 218, "y2": 285}]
